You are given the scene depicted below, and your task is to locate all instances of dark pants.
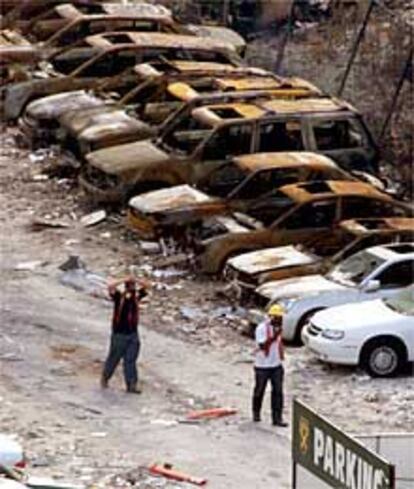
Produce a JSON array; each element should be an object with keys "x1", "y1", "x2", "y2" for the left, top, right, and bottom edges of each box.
[
  {"x1": 102, "y1": 332, "x2": 140, "y2": 389},
  {"x1": 252, "y1": 366, "x2": 284, "y2": 423}
]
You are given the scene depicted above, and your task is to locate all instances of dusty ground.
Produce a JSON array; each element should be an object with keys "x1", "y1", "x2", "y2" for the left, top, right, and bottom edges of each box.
[{"x1": 0, "y1": 128, "x2": 413, "y2": 488}]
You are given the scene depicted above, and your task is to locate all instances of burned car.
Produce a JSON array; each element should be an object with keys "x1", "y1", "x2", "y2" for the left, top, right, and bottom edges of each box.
[
  {"x1": 13, "y1": 3, "x2": 174, "y2": 49},
  {"x1": 81, "y1": 95, "x2": 379, "y2": 204},
  {"x1": 2, "y1": 30, "x2": 241, "y2": 120},
  {"x1": 58, "y1": 71, "x2": 321, "y2": 156},
  {"x1": 224, "y1": 217, "x2": 414, "y2": 298},
  {"x1": 126, "y1": 152, "x2": 384, "y2": 240},
  {"x1": 192, "y1": 180, "x2": 411, "y2": 274}
]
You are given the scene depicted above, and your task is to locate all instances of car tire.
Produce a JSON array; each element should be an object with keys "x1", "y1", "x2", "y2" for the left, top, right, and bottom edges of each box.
[
  {"x1": 360, "y1": 338, "x2": 407, "y2": 378},
  {"x1": 295, "y1": 309, "x2": 324, "y2": 345}
]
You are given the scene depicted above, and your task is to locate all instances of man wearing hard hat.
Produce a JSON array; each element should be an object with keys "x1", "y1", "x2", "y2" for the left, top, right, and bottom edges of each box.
[{"x1": 252, "y1": 304, "x2": 288, "y2": 427}]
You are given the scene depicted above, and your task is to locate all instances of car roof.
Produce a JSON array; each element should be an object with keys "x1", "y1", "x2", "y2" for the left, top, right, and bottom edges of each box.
[
  {"x1": 366, "y1": 242, "x2": 414, "y2": 261},
  {"x1": 340, "y1": 218, "x2": 414, "y2": 235},
  {"x1": 166, "y1": 74, "x2": 318, "y2": 102},
  {"x1": 279, "y1": 180, "x2": 389, "y2": 204},
  {"x1": 134, "y1": 60, "x2": 248, "y2": 76},
  {"x1": 86, "y1": 32, "x2": 235, "y2": 51},
  {"x1": 233, "y1": 152, "x2": 339, "y2": 172},
  {"x1": 55, "y1": 2, "x2": 172, "y2": 21},
  {"x1": 190, "y1": 97, "x2": 355, "y2": 126}
]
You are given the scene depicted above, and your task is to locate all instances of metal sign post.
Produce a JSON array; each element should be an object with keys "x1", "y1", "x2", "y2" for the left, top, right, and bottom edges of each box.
[{"x1": 292, "y1": 399, "x2": 395, "y2": 489}]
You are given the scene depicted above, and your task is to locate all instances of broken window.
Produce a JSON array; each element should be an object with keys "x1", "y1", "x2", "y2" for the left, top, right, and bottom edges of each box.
[
  {"x1": 311, "y1": 118, "x2": 365, "y2": 150},
  {"x1": 281, "y1": 200, "x2": 337, "y2": 230},
  {"x1": 199, "y1": 162, "x2": 247, "y2": 197},
  {"x1": 230, "y1": 168, "x2": 300, "y2": 200},
  {"x1": 258, "y1": 121, "x2": 304, "y2": 152},
  {"x1": 341, "y1": 198, "x2": 408, "y2": 220},
  {"x1": 201, "y1": 123, "x2": 254, "y2": 161},
  {"x1": 375, "y1": 260, "x2": 414, "y2": 288}
]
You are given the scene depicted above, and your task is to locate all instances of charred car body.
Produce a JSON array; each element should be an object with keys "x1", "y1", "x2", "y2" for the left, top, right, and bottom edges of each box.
[
  {"x1": 81, "y1": 95, "x2": 379, "y2": 204},
  {"x1": 192, "y1": 180, "x2": 411, "y2": 274},
  {"x1": 126, "y1": 152, "x2": 385, "y2": 240},
  {"x1": 2, "y1": 30, "x2": 241, "y2": 120},
  {"x1": 224, "y1": 217, "x2": 414, "y2": 297},
  {"x1": 15, "y1": 31, "x2": 241, "y2": 143},
  {"x1": 57, "y1": 71, "x2": 321, "y2": 156}
]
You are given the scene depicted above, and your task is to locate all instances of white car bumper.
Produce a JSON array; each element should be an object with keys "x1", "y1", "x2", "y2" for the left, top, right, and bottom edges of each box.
[{"x1": 302, "y1": 328, "x2": 359, "y2": 366}]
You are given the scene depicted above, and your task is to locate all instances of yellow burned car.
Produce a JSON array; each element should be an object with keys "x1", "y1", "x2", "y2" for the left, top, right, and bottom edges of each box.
[
  {"x1": 224, "y1": 217, "x2": 414, "y2": 298},
  {"x1": 126, "y1": 152, "x2": 384, "y2": 240},
  {"x1": 81, "y1": 95, "x2": 379, "y2": 204},
  {"x1": 192, "y1": 181, "x2": 412, "y2": 274}
]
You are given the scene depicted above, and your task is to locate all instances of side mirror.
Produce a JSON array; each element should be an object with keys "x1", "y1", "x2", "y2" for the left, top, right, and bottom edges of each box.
[{"x1": 364, "y1": 279, "x2": 380, "y2": 292}]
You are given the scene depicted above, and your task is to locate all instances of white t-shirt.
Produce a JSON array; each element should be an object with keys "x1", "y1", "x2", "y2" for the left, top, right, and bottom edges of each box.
[{"x1": 254, "y1": 320, "x2": 282, "y2": 368}]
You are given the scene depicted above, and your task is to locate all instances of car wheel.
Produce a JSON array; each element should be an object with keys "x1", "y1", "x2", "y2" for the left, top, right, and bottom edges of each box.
[
  {"x1": 360, "y1": 338, "x2": 406, "y2": 378},
  {"x1": 295, "y1": 309, "x2": 324, "y2": 345}
]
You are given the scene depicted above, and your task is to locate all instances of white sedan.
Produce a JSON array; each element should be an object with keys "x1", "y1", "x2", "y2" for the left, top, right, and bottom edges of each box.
[
  {"x1": 253, "y1": 243, "x2": 414, "y2": 342},
  {"x1": 302, "y1": 288, "x2": 414, "y2": 377}
]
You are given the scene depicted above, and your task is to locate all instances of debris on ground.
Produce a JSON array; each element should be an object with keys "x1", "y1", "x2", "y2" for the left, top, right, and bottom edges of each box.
[
  {"x1": 58, "y1": 256, "x2": 108, "y2": 299},
  {"x1": 80, "y1": 210, "x2": 107, "y2": 228},
  {"x1": 186, "y1": 408, "x2": 238, "y2": 421},
  {"x1": 149, "y1": 464, "x2": 207, "y2": 486},
  {"x1": 13, "y1": 261, "x2": 47, "y2": 272}
]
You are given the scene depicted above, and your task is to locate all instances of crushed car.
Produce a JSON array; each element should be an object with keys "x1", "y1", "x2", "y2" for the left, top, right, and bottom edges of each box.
[
  {"x1": 254, "y1": 243, "x2": 414, "y2": 342},
  {"x1": 126, "y1": 152, "x2": 386, "y2": 240},
  {"x1": 224, "y1": 217, "x2": 414, "y2": 299},
  {"x1": 81, "y1": 95, "x2": 380, "y2": 204}
]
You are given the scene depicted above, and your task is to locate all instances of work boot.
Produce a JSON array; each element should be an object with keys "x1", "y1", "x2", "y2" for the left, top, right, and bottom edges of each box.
[
  {"x1": 100, "y1": 375, "x2": 108, "y2": 389},
  {"x1": 126, "y1": 384, "x2": 142, "y2": 394},
  {"x1": 272, "y1": 419, "x2": 288, "y2": 427}
]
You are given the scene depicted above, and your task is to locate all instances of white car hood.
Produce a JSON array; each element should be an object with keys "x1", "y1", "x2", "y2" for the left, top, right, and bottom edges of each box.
[
  {"x1": 313, "y1": 299, "x2": 402, "y2": 331},
  {"x1": 227, "y1": 245, "x2": 314, "y2": 275},
  {"x1": 256, "y1": 274, "x2": 346, "y2": 301},
  {"x1": 129, "y1": 184, "x2": 212, "y2": 214}
]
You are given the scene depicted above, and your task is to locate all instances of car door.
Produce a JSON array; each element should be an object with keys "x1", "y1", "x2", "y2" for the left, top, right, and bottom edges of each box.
[
  {"x1": 361, "y1": 259, "x2": 414, "y2": 301},
  {"x1": 255, "y1": 118, "x2": 306, "y2": 153},
  {"x1": 306, "y1": 115, "x2": 377, "y2": 173},
  {"x1": 190, "y1": 121, "x2": 255, "y2": 185}
]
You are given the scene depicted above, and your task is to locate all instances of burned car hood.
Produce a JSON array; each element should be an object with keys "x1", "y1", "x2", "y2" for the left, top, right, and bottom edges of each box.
[
  {"x1": 255, "y1": 274, "x2": 346, "y2": 302},
  {"x1": 227, "y1": 245, "x2": 316, "y2": 276},
  {"x1": 60, "y1": 104, "x2": 119, "y2": 135},
  {"x1": 86, "y1": 140, "x2": 169, "y2": 175},
  {"x1": 25, "y1": 91, "x2": 105, "y2": 121},
  {"x1": 129, "y1": 184, "x2": 213, "y2": 215},
  {"x1": 78, "y1": 110, "x2": 153, "y2": 144}
]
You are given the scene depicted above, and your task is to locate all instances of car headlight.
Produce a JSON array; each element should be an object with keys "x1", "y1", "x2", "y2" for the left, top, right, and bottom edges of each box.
[
  {"x1": 278, "y1": 298, "x2": 297, "y2": 312},
  {"x1": 321, "y1": 329, "x2": 345, "y2": 340}
]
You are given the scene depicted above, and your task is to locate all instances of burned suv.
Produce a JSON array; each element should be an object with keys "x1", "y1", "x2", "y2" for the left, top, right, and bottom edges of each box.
[{"x1": 81, "y1": 96, "x2": 379, "y2": 203}]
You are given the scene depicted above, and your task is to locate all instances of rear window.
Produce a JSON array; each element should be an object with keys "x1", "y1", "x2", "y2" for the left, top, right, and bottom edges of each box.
[{"x1": 311, "y1": 118, "x2": 366, "y2": 150}]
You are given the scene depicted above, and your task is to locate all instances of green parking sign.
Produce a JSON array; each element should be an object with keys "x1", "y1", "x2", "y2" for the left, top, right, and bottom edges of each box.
[{"x1": 292, "y1": 399, "x2": 395, "y2": 489}]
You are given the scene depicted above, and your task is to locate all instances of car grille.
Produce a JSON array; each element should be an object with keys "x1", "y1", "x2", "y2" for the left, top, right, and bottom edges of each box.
[
  {"x1": 251, "y1": 290, "x2": 270, "y2": 309},
  {"x1": 85, "y1": 166, "x2": 119, "y2": 190}
]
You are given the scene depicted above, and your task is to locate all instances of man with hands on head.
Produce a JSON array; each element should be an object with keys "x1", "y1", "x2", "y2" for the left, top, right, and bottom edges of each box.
[{"x1": 101, "y1": 275, "x2": 149, "y2": 394}]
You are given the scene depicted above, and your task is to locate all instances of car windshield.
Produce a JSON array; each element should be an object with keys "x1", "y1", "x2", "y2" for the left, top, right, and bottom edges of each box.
[
  {"x1": 384, "y1": 287, "x2": 414, "y2": 315},
  {"x1": 327, "y1": 250, "x2": 385, "y2": 286},
  {"x1": 159, "y1": 114, "x2": 213, "y2": 155}
]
